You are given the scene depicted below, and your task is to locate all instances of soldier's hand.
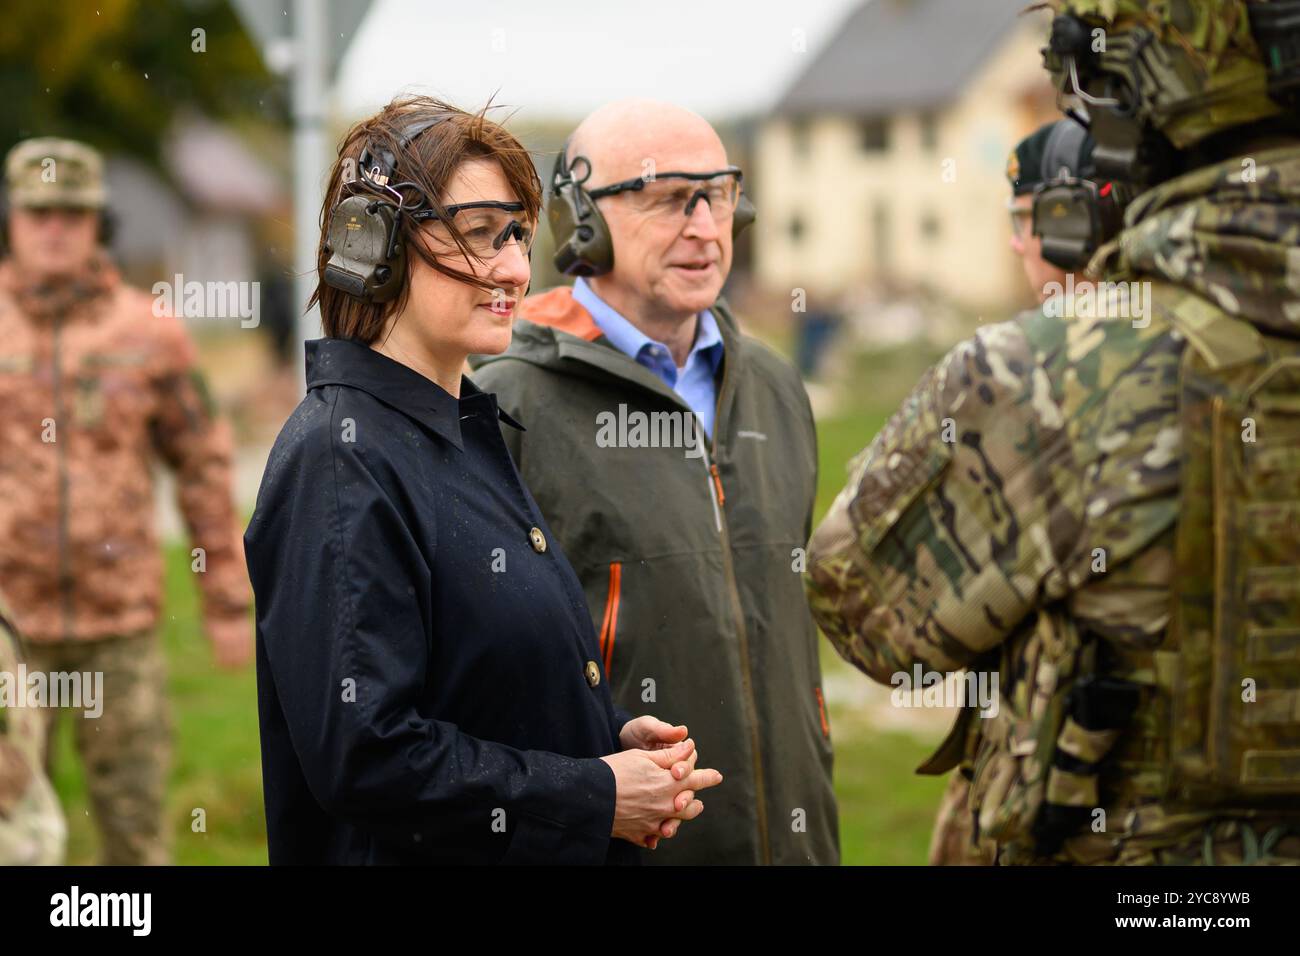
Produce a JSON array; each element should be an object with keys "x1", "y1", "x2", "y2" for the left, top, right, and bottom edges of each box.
[{"x1": 208, "y1": 617, "x2": 252, "y2": 669}]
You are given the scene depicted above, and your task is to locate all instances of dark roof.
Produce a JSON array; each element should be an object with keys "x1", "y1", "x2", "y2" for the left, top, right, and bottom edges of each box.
[{"x1": 776, "y1": 0, "x2": 1043, "y2": 117}]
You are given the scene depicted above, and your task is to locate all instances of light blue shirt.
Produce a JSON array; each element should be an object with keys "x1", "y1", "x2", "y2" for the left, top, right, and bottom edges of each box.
[{"x1": 572, "y1": 277, "x2": 724, "y2": 437}]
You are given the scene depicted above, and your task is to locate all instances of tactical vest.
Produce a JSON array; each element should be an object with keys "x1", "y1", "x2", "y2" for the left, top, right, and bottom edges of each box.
[
  {"x1": 957, "y1": 285, "x2": 1300, "y2": 861},
  {"x1": 1114, "y1": 289, "x2": 1300, "y2": 807}
]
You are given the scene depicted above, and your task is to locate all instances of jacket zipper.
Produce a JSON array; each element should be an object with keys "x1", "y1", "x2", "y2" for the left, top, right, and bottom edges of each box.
[
  {"x1": 703, "y1": 360, "x2": 773, "y2": 866},
  {"x1": 700, "y1": 444, "x2": 723, "y2": 533},
  {"x1": 552, "y1": 327, "x2": 775, "y2": 863},
  {"x1": 51, "y1": 315, "x2": 74, "y2": 640}
]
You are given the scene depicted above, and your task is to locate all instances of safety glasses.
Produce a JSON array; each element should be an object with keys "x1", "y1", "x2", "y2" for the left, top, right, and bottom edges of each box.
[
  {"x1": 409, "y1": 200, "x2": 535, "y2": 258},
  {"x1": 588, "y1": 168, "x2": 744, "y2": 223}
]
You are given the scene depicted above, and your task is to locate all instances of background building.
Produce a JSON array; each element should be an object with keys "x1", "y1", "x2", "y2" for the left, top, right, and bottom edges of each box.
[{"x1": 755, "y1": 0, "x2": 1058, "y2": 314}]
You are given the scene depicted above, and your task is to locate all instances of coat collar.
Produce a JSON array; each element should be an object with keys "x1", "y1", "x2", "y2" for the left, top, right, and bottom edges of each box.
[
  {"x1": 571, "y1": 277, "x2": 725, "y2": 379},
  {"x1": 305, "y1": 338, "x2": 523, "y2": 452},
  {"x1": 513, "y1": 286, "x2": 743, "y2": 446}
]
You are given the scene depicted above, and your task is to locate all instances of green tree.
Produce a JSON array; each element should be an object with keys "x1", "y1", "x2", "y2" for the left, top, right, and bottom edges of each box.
[{"x1": 0, "y1": 0, "x2": 284, "y2": 172}]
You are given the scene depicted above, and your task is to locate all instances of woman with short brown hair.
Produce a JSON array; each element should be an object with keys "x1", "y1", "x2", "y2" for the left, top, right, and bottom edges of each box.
[{"x1": 245, "y1": 96, "x2": 721, "y2": 864}]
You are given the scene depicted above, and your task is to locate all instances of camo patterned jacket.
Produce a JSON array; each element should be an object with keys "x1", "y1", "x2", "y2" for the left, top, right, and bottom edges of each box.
[
  {"x1": 0, "y1": 256, "x2": 251, "y2": 643},
  {"x1": 805, "y1": 145, "x2": 1300, "y2": 862},
  {"x1": 0, "y1": 595, "x2": 64, "y2": 863}
]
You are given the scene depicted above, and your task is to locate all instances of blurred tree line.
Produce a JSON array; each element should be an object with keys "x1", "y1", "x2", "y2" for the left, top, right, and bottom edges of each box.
[{"x1": 0, "y1": 0, "x2": 285, "y2": 173}]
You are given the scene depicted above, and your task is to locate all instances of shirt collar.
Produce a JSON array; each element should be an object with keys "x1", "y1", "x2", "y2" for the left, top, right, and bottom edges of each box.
[
  {"x1": 691, "y1": 309, "x2": 724, "y2": 374},
  {"x1": 304, "y1": 338, "x2": 523, "y2": 452},
  {"x1": 572, "y1": 277, "x2": 724, "y2": 375}
]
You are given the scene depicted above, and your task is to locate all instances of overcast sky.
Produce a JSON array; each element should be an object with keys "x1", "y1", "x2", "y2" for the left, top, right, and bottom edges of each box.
[{"x1": 337, "y1": 0, "x2": 865, "y2": 124}]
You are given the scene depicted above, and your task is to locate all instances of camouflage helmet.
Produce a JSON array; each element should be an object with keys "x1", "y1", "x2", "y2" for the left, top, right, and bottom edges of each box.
[
  {"x1": 1039, "y1": 1, "x2": 1294, "y2": 154},
  {"x1": 4, "y1": 137, "x2": 108, "y2": 209}
]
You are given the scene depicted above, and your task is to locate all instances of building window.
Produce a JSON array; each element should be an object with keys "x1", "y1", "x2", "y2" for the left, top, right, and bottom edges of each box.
[
  {"x1": 859, "y1": 118, "x2": 889, "y2": 152},
  {"x1": 919, "y1": 112, "x2": 939, "y2": 151}
]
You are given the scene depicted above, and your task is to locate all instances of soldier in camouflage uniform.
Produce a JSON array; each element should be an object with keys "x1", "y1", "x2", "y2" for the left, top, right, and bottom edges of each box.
[
  {"x1": 0, "y1": 593, "x2": 65, "y2": 865},
  {"x1": 807, "y1": 0, "x2": 1300, "y2": 865},
  {"x1": 929, "y1": 117, "x2": 1120, "y2": 867},
  {"x1": 0, "y1": 138, "x2": 253, "y2": 864}
]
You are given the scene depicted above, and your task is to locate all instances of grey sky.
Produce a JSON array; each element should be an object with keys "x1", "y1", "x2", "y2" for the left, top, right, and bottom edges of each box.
[{"x1": 337, "y1": 0, "x2": 864, "y2": 123}]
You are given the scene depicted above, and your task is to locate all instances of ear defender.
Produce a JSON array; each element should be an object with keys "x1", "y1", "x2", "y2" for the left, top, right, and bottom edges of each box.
[
  {"x1": 323, "y1": 194, "x2": 406, "y2": 302},
  {"x1": 322, "y1": 115, "x2": 450, "y2": 303},
  {"x1": 732, "y1": 191, "x2": 756, "y2": 238},
  {"x1": 1030, "y1": 119, "x2": 1128, "y2": 271},
  {"x1": 548, "y1": 140, "x2": 615, "y2": 277},
  {"x1": 547, "y1": 135, "x2": 758, "y2": 277}
]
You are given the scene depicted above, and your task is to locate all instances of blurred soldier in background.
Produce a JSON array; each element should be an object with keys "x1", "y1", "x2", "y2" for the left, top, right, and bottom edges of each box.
[
  {"x1": 0, "y1": 593, "x2": 65, "y2": 865},
  {"x1": 1006, "y1": 117, "x2": 1114, "y2": 303},
  {"x1": 807, "y1": 0, "x2": 1300, "y2": 865},
  {"x1": 1007, "y1": 120, "x2": 1076, "y2": 302},
  {"x1": 929, "y1": 116, "x2": 1129, "y2": 866},
  {"x1": 0, "y1": 137, "x2": 252, "y2": 864}
]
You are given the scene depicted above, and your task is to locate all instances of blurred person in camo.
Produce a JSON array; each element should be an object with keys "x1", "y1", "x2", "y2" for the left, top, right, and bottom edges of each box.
[
  {"x1": 0, "y1": 137, "x2": 252, "y2": 864},
  {"x1": 0, "y1": 592, "x2": 65, "y2": 865},
  {"x1": 928, "y1": 118, "x2": 1126, "y2": 866}
]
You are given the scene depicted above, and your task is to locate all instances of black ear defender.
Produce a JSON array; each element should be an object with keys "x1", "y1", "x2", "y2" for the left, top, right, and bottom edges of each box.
[
  {"x1": 1031, "y1": 118, "x2": 1130, "y2": 270},
  {"x1": 1032, "y1": 175, "x2": 1127, "y2": 270},
  {"x1": 547, "y1": 135, "x2": 757, "y2": 278},
  {"x1": 322, "y1": 115, "x2": 451, "y2": 303}
]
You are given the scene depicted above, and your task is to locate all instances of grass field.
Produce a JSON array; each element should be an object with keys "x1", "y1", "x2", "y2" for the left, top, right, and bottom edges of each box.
[{"x1": 49, "y1": 337, "x2": 956, "y2": 865}]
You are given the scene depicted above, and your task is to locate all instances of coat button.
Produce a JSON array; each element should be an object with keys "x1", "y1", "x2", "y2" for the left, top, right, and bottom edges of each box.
[
  {"x1": 528, "y1": 527, "x2": 547, "y2": 553},
  {"x1": 585, "y1": 660, "x2": 601, "y2": 687}
]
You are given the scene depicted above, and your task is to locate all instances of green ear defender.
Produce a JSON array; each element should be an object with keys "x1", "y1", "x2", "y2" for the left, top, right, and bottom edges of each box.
[
  {"x1": 547, "y1": 135, "x2": 756, "y2": 278},
  {"x1": 548, "y1": 142, "x2": 614, "y2": 277},
  {"x1": 322, "y1": 115, "x2": 451, "y2": 303},
  {"x1": 323, "y1": 195, "x2": 407, "y2": 302},
  {"x1": 733, "y1": 191, "x2": 756, "y2": 235}
]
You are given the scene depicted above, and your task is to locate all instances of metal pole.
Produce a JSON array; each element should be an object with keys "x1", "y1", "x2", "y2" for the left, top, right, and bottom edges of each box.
[{"x1": 292, "y1": 0, "x2": 327, "y2": 393}]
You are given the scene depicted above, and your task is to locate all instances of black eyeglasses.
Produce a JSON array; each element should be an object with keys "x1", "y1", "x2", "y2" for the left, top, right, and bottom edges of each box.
[
  {"x1": 409, "y1": 200, "x2": 534, "y2": 258},
  {"x1": 587, "y1": 168, "x2": 744, "y2": 222}
]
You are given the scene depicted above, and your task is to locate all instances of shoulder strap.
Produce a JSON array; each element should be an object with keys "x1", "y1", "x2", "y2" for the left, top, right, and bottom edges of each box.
[{"x1": 1157, "y1": 289, "x2": 1267, "y2": 370}]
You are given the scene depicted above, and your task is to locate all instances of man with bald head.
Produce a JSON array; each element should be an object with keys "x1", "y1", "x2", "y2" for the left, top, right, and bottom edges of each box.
[{"x1": 474, "y1": 100, "x2": 839, "y2": 865}]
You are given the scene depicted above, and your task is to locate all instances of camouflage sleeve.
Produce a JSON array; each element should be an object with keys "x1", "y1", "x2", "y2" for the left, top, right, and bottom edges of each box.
[
  {"x1": 0, "y1": 600, "x2": 66, "y2": 864},
  {"x1": 147, "y1": 314, "x2": 252, "y2": 633},
  {"x1": 804, "y1": 315, "x2": 1087, "y2": 685}
]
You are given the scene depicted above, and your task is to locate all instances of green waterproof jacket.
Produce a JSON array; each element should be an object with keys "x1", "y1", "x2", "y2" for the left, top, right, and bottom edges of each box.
[{"x1": 472, "y1": 287, "x2": 839, "y2": 865}]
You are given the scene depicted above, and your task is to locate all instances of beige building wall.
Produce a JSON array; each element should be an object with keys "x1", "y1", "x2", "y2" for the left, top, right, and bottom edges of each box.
[{"x1": 755, "y1": 18, "x2": 1056, "y2": 314}]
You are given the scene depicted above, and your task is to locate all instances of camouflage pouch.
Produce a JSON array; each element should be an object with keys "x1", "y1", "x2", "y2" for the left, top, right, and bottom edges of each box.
[
  {"x1": 967, "y1": 607, "x2": 1083, "y2": 847},
  {"x1": 1165, "y1": 302, "x2": 1300, "y2": 805}
]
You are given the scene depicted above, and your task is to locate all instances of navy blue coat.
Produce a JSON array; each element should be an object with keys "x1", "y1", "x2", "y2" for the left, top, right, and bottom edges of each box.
[{"x1": 245, "y1": 338, "x2": 638, "y2": 865}]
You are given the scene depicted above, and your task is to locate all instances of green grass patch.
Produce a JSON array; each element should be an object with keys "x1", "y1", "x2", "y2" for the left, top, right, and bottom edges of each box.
[{"x1": 50, "y1": 540, "x2": 266, "y2": 865}]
